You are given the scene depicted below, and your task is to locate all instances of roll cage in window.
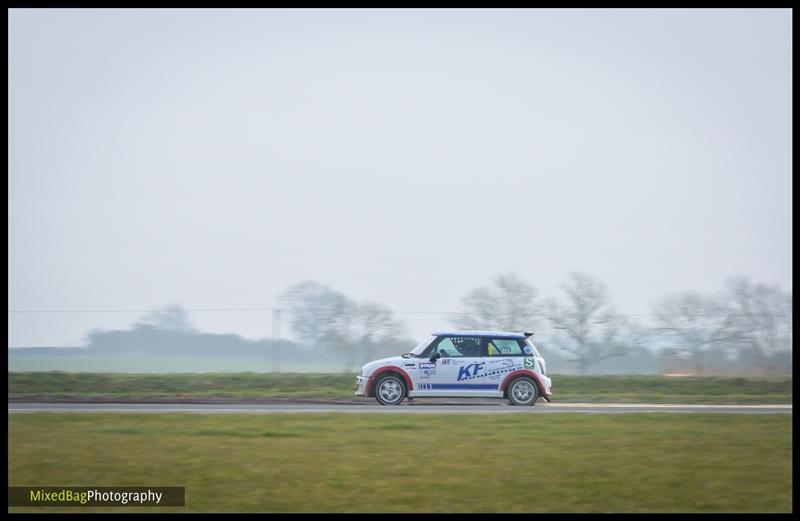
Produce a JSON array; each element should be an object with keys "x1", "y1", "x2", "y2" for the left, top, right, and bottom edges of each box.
[{"x1": 421, "y1": 336, "x2": 531, "y2": 358}]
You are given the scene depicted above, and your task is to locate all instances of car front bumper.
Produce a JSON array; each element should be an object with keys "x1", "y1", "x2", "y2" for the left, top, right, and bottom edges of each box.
[{"x1": 355, "y1": 376, "x2": 370, "y2": 396}]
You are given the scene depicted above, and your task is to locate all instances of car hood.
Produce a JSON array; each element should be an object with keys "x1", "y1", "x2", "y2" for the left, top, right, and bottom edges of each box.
[{"x1": 360, "y1": 355, "x2": 412, "y2": 376}]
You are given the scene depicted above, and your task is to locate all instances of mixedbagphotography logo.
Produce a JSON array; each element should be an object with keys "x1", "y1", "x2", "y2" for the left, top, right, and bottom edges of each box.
[{"x1": 8, "y1": 487, "x2": 185, "y2": 507}]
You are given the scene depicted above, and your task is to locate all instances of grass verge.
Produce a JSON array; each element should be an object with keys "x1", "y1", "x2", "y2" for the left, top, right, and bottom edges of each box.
[
  {"x1": 8, "y1": 412, "x2": 792, "y2": 512},
  {"x1": 8, "y1": 372, "x2": 793, "y2": 404}
]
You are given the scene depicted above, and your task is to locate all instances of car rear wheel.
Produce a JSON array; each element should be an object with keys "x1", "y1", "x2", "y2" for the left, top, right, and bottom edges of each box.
[
  {"x1": 507, "y1": 377, "x2": 538, "y2": 406},
  {"x1": 374, "y1": 374, "x2": 406, "y2": 406}
]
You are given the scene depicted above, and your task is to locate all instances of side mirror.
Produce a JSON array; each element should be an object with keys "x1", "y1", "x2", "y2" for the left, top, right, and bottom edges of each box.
[{"x1": 429, "y1": 352, "x2": 441, "y2": 363}]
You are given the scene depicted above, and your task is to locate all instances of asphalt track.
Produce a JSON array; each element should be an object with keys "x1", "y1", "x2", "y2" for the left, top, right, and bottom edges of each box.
[{"x1": 8, "y1": 403, "x2": 792, "y2": 414}]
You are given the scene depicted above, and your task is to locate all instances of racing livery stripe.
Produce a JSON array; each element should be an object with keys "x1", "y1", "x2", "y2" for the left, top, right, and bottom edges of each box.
[
  {"x1": 418, "y1": 383, "x2": 490, "y2": 390},
  {"x1": 458, "y1": 366, "x2": 518, "y2": 381},
  {"x1": 424, "y1": 384, "x2": 499, "y2": 390}
]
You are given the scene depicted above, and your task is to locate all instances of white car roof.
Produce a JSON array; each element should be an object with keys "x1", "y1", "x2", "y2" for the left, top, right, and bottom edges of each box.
[{"x1": 431, "y1": 330, "x2": 530, "y2": 339}]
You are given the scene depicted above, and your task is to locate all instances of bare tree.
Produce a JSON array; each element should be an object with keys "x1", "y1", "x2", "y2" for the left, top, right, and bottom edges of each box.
[
  {"x1": 651, "y1": 292, "x2": 737, "y2": 375},
  {"x1": 352, "y1": 302, "x2": 405, "y2": 366},
  {"x1": 279, "y1": 280, "x2": 357, "y2": 354},
  {"x1": 279, "y1": 281, "x2": 407, "y2": 371},
  {"x1": 451, "y1": 272, "x2": 541, "y2": 331},
  {"x1": 724, "y1": 276, "x2": 792, "y2": 373},
  {"x1": 546, "y1": 272, "x2": 631, "y2": 375}
]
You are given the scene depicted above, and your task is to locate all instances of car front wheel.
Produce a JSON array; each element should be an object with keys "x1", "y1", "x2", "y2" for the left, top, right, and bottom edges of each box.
[
  {"x1": 507, "y1": 377, "x2": 539, "y2": 406},
  {"x1": 374, "y1": 374, "x2": 406, "y2": 406}
]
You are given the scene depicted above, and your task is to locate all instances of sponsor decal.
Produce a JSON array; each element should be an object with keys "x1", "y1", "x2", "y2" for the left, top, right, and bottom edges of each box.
[
  {"x1": 524, "y1": 357, "x2": 535, "y2": 369},
  {"x1": 482, "y1": 365, "x2": 520, "y2": 380},
  {"x1": 457, "y1": 363, "x2": 485, "y2": 381},
  {"x1": 488, "y1": 358, "x2": 519, "y2": 369},
  {"x1": 418, "y1": 362, "x2": 436, "y2": 378},
  {"x1": 440, "y1": 359, "x2": 451, "y2": 365},
  {"x1": 523, "y1": 345, "x2": 533, "y2": 355}
]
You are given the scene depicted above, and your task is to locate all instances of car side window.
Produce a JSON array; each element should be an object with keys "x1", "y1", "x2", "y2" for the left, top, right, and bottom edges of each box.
[
  {"x1": 434, "y1": 337, "x2": 481, "y2": 357},
  {"x1": 486, "y1": 339, "x2": 524, "y2": 356}
]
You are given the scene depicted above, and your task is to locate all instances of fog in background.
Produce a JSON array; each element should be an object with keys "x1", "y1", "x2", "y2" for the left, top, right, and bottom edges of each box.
[{"x1": 9, "y1": 9, "x2": 791, "y2": 373}]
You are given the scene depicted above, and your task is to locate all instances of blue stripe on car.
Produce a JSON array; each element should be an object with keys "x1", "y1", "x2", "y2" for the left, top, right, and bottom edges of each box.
[{"x1": 428, "y1": 384, "x2": 499, "y2": 390}]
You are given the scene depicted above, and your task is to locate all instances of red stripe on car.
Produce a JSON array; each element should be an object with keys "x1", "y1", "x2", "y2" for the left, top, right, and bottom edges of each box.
[
  {"x1": 366, "y1": 366, "x2": 414, "y2": 397},
  {"x1": 500, "y1": 369, "x2": 550, "y2": 397}
]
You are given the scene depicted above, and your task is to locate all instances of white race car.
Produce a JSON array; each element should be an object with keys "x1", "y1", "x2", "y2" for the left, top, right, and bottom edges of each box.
[{"x1": 355, "y1": 330, "x2": 552, "y2": 406}]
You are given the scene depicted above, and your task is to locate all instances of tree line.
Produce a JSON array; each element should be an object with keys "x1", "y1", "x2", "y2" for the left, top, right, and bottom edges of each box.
[{"x1": 280, "y1": 273, "x2": 792, "y2": 375}]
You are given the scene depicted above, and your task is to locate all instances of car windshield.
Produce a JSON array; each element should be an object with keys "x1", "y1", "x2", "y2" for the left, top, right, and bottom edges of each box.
[{"x1": 407, "y1": 335, "x2": 437, "y2": 356}]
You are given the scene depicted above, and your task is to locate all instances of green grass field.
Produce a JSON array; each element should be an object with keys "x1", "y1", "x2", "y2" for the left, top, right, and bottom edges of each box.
[
  {"x1": 8, "y1": 413, "x2": 791, "y2": 512},
  {"x1": 8, "y1": 372, "x2": 793, "y2": 404}
]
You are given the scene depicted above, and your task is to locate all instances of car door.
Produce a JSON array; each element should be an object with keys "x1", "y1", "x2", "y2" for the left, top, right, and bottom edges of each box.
[
  {"x1": 417, "y1": 336, "x2": 488, "y2": 394},
  {"x1": 482, "y1": 338, "x2": 528, "y2": 391}
]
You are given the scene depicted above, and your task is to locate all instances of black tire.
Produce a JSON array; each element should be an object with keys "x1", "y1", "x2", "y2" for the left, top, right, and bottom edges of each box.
[
  {"x1": 374, "y1": 374, "x2": 406, "y2": 405},
  {"x1": 507, "y1": 377, "x2": 539, "y2": 406}
]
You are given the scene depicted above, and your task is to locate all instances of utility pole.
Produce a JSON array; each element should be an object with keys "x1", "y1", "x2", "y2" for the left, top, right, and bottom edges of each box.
[{"x1": 271, "y1": 308, "x2": 282, "y2": 372}]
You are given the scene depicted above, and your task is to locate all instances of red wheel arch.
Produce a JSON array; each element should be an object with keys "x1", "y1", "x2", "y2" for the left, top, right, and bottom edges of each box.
[
  {"x1": 366, "y1": 366, "x2": 414, "y2": 397},
  {"x1": 501, "y1": 370, "x2": 549, "y2": 397}
]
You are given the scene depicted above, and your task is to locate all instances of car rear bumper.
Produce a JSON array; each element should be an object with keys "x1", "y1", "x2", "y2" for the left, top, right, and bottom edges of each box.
[{"x1": 541, "y1": 375, "x2": 553, "y2": 396}]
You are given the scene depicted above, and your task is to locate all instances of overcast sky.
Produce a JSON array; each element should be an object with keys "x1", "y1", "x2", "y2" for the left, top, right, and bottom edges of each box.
[{"x1": 9, "y1": 8, "x2": 792, "y2": 347}]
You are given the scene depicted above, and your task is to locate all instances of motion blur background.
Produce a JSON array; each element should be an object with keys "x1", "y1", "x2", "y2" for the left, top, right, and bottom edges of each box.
[
  {"x1": 9, "y1": 9, "x2": 792, "y2": 514},
  {"x1": 9, "y1": 8, "x2": 791, "y2": 375}
]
